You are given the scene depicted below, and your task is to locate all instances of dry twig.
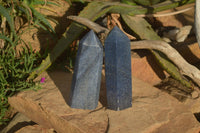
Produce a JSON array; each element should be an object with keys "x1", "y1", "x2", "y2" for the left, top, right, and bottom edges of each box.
[
  {"x1": 131, "y1": 40, "x2": 200, "y2": 86},
  {"x1": 67, "y1": 16, "x2": 109, "y2": 34},
  {"x1": 67, "y1": 16, "x2": 109, "y2": 42},
  {"x1": 68, "y1": 15, "x2": 136, "y2": 40},
  {"x1": 195, "y1": 0, "x2": 200, "y2": 46},
  {"x1": 110, "y1": 14, "x2": 136, "y2": 40},
  {"x1": 135, "y1": 6, "x2": 194, "y2": 17}
]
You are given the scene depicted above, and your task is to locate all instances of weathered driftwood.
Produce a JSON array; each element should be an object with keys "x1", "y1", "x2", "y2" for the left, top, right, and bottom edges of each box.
[
  {"x1": 195, "y1": 0, "x2": 200, "y2": 46},
  {"x1": 135, "y1": 5, "x2": 194, "y2": 17},
  {"x1": 131, "y1": 40, "x2": 200, "y2": 87},
  {"x1": 67, "y1": 16, "x2": 109, "y2": 42},
  {"x1": 67, "y1": 16, "x2": 109, "y2": 34}
]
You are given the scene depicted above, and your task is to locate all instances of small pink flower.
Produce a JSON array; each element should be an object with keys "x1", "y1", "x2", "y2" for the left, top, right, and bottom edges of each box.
[{"x1": 40, "y1": 77, "x2": 45, "y2": 83}]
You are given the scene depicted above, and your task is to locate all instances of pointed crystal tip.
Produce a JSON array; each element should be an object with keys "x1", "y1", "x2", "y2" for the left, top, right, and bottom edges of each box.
[
  {"x1": 80, "y1": 30, "x2": 102, "y2": 48},
  {"x1": 106, "y1": 26, "x2": 129, "y2": 42}
]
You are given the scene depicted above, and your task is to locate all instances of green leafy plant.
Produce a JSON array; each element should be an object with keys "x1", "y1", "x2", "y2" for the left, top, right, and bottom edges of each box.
[
  {"x1": 0, "y1": 41, "x2": 41, "y2": 125},
  {"x1": 0, "y1": 0, "x2": 57, "y2": 125},
  {"x1": 0, "y1": 0, "x2": 57, "y2": 36}
]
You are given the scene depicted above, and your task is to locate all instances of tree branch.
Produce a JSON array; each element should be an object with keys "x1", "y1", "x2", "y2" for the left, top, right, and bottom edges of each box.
[
  {"x1": 67, "y1": 16, "x2": 109, "y2": 34},
  {"x1": 131, "y1": 40, "x2": 200, "y2": 86},
  {"x1": 135, "y1": 6, "x2": 193, "y2": 17},
  {"x1": 195, "y1": 0, "x2": 200, "y2": 46}
]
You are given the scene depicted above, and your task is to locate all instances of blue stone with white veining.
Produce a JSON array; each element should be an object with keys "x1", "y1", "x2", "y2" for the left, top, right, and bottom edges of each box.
[
  {"x1": 69, "y1": 30, "x2": 103, "y2": 110},
  {"x1": 105, "y1": 26, "x2": 132, "y2": 111}
]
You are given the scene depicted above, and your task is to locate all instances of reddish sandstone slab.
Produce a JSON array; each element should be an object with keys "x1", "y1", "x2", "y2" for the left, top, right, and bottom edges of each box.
[
  {"x1": 8, "y1": 71, "x2": 108, "y2": 133},
  {"x1": 8, "y1": 71, "x2": 200, "y2": 133}
]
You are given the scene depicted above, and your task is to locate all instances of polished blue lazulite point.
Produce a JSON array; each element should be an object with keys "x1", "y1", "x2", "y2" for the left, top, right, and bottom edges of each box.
[
  {"x1": 105, "y1": 26, "x2": 132, "y2": 111},
  {"x1": 69, "y1": 30, "x2": 103, "y2": 110}
]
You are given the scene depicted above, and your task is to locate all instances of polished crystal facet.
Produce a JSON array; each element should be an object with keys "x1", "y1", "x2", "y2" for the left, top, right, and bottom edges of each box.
[
  {"x1": 69, "y1": 30, "x2": 103, "y2": 110},
  {"x1": 105, "y1": 26, "x2": 132, "y2": 111}
]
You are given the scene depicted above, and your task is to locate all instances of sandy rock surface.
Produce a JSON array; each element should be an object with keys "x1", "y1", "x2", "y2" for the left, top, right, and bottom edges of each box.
[{"x1": 7, "y1": 70, "x2": 200, "y2": 133}]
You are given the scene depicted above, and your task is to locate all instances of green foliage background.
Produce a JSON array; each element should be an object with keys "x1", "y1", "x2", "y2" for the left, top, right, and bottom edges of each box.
[{"x1": 0, "y1": 0, "x2": 57, "y2": 125}]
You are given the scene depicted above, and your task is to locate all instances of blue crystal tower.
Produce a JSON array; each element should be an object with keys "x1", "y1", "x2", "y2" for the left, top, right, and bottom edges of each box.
[
  {"x1": 104, "y1": 26, "x2": 132, "y2": 111},
  {"x1": 69, "y1": 30, "x2": 103, "y2": 110}
]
